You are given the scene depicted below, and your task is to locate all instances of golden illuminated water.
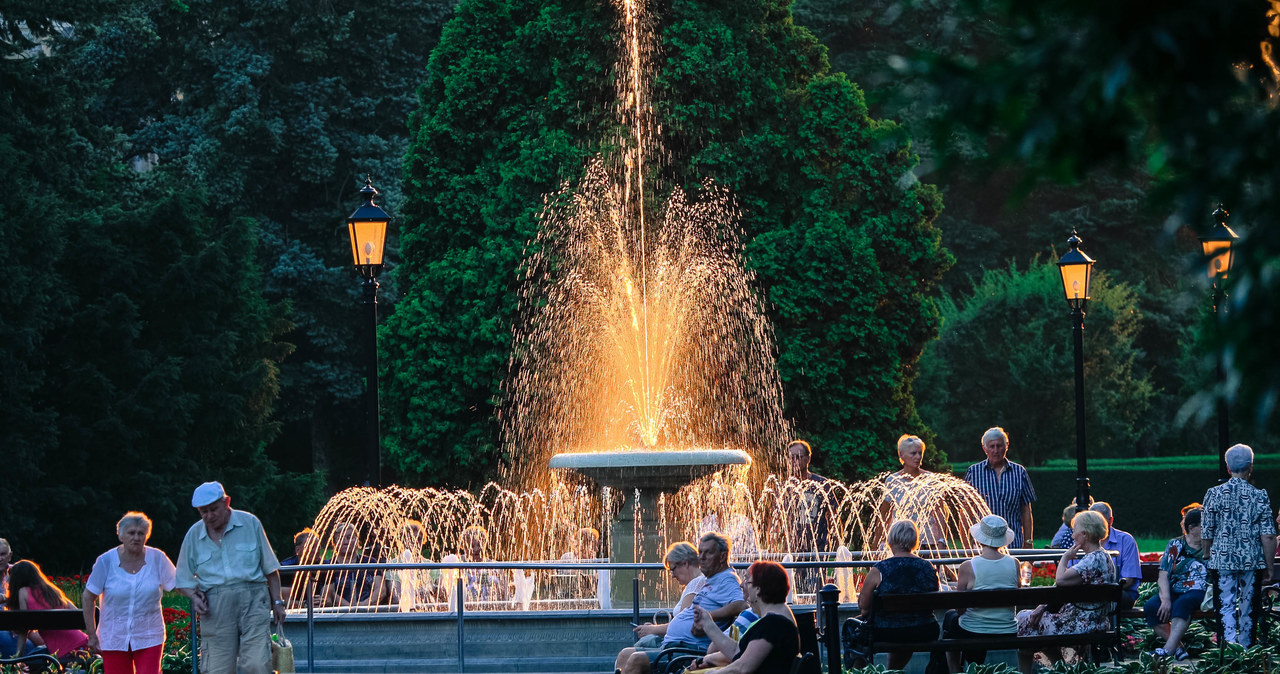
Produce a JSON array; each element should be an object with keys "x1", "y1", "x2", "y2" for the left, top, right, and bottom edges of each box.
[
  {"x1": 293, "y1": 472, "x2": 991, "y2": 611},
  {"x1": 499, "y1": 0, "x2": 789, "y2": 487}
]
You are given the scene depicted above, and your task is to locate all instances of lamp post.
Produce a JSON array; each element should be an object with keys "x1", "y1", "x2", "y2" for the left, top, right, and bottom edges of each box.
[
  {"x1": 1057, "y1": 230, "x2": 1095, "y2": 511},
  {"x1": 347, "y1": 176, "x2": 390, "y2": 487},
  {"x1": 1199, "y1": 205, "x2": 1237, "y2": 481}
]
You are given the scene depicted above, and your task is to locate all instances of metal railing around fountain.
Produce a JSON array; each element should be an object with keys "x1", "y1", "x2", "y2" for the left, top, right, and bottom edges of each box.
[{"x1": 271, "y1": 550, "x2": 1074, "y2": 673}]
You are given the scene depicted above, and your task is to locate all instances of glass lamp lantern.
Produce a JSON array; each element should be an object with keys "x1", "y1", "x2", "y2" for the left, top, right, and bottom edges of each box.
[
  {"x1": 1057, "y1": 230, "x2": 1095, "y2": 311},
  {"x1": 347, "y1": 176, "x2": 390, "y2": 278},
  {"x1": 1200, "y1": 205, "x2": 1238, "y2": 280}
]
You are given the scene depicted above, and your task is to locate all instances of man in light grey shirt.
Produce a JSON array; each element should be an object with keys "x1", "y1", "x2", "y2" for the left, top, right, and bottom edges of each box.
[{"x1": 176, "y1": 481, "x2": 285, "y2": 674}]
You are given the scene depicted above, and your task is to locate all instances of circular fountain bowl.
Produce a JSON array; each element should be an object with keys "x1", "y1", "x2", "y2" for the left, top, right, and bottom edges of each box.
[{"x1": 549, "y1": 449, "x2": 751, "y2": 492}]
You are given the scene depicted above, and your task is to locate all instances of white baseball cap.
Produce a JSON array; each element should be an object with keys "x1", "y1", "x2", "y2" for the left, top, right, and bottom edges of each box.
[{"x1": 192, "y1": 481, "x2": 227, "y2": 507}]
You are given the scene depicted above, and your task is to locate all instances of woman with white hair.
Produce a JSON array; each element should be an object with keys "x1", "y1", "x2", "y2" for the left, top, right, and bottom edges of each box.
[
  {"x1": 629, "y1": 542, "x2": 705, "y2": 648},
  {"x1": 1015, "y1": 510, "x2": 1116, "y2": 673},
  {"x1": 1201, "y1": 443, "x2": 1277, "y2": 647},
  {"x1": 881, "y1": 435, "x2": 947, "y2": 549},
  {"x1": 82, "y1": 512, "x2": 177, "y2": 674},
  {"x1": 856, "y1": 520, "x2": 940, "y2": 671}
]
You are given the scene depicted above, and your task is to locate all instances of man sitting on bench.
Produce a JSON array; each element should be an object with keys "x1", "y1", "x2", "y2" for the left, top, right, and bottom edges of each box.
[{"x1": 615, "y1": 532, "x2": 747, "y2": 674}]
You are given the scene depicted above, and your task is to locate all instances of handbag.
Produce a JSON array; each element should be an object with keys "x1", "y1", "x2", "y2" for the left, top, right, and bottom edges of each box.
[
  {"x1": 271, "y1": 625, "x2": 295, "y2": 674},
  {"x1": 1200, "y1": 583, "x2": 1214, "y2": 612},
  {"x1": 841, "y1": 617, "x2": 872, "y2": 668}
]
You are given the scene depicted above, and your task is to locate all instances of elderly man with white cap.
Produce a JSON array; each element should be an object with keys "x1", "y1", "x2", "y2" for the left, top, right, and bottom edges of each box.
[
  {"x1": 176, "y1": 481, "x2": 285, "y2": 674},
  {"x1": 1201, "y1": 444, "x2": 1277, "y2": 648}
]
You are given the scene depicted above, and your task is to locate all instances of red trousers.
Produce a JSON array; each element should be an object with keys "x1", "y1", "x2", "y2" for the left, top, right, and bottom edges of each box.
[{"x1": 101, "y1": 644, "x2": 164, "y2": 674}]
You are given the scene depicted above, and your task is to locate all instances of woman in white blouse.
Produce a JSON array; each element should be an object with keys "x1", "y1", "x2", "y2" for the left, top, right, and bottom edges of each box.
[{"x1": 82, "y1": 512, "x2": 177, "y2": 674}]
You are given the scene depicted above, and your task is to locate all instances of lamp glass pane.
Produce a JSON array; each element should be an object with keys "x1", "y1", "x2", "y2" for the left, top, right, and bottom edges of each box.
[
  {"x1": 1202, "y1": 239, "x2": 1231, "y2": 278},
  {"x1": 348, "y1": 220, "x2": 388, "y2": 267},
  {"x1": 1059, "y1": 262, "x2": 1091, "y2": 306}
]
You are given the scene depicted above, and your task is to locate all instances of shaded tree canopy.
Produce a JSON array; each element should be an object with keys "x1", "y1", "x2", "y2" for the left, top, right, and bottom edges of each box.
[
  {"x1": 385, "y1": 0, "x2": 954, "y2": 486},
  {"x1": 900, "y1": 0, "x2": 1280, "y2": 433}
]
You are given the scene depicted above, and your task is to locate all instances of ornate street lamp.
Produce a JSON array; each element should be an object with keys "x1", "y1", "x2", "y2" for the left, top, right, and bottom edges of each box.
[
  {"x1": 347, "y1": 176, "x2": 390, "y2": 487},
  {"x1": 1199, "y1": 205, "x2": 1238, "y2": 481},
  {"x1": 1057, "y1": 230, "x2": 1095, "y2": 511}
]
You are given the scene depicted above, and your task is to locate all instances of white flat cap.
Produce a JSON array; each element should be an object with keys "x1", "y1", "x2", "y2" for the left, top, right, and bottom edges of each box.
[{"x1": 192, "y1": 481, "x2": 227, "y2": 507}]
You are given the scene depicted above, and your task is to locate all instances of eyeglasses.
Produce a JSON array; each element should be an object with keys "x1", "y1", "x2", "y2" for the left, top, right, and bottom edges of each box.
[{"x1": 667, "y1": 560, "x2": 686, "y2": 576}]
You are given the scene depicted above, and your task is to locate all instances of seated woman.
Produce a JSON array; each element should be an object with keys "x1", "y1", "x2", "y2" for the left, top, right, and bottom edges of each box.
[
  {"x1": 1051, "y1": 501, "x2": 1089, "y2": 549},
  {"x1": 1143, "y1": 507, "x2": 1207, "y2": 661},
  {"x1": 5, "y1": 560, "x2": 89, "y2": 659},
  {"x1": 944, "y1": 515, "x2": 1020, "y2": 673},
  {"x1": 857, "y1": 520, "x2": 940, "y2": 672},
  {"x1": 441, "y1": 525, "x2": 510, "y2": 606},
  {"x1": 1015, "y1": 509, "x2": 1117, "y2": 674},
  {"x1": 690, "y1": 560, "x2": 799, "y2": 673},
  {"x1": 388, "y1": 520, "x2": 437, "y2": 612},
  {"x1": 319, "y1": 523, "x2": 386, "y2": 607},
  {"x1": 630, "y1": 542, "x2": 705, "y2": 648}
]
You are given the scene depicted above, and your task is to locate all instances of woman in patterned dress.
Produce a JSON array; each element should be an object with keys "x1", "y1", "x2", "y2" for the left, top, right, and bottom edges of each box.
[
  {"x1": 1015, "y1": 510, "x2": 1116, "y2": 673},
  {"x1": 1143, "y1": 507, "x2": 1207, "y2": 660},
  {"x1": 1201, "y1": 443, "x2": 1276, "y2": 647}
]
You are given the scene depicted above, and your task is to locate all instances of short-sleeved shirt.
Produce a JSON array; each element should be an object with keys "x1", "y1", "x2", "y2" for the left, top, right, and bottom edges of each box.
[
  {"x1": 883, "y1": 472, "x2": 947, "y2": 546},
  {"x1": 175, "y1": 509, "x2": 281, "y2": 590},
  {"x1": 26, "y1": 590, "x2": 89, "y2": 656},
  {"x1": 85, "y1": 546, "x2": 177, "y2": 651},
  {"x1": 1160, "y1": 537, "x2": 1208, "y2": 592},
  {"x1": 872, "y1": 556, "x2": 939, "y2": 628},
  {"x1": 1102, "y1": 528, "x2": 1141, "y2": 583},
  {"x1": 675, "y1": 574, "x2": 707, "y2": 613},
  {"x1": 964, "y1": 460, "x2": 1037, "y2": 547},
  {"x1": 1051, "y1": 524, "x2": 1074, "y2": 549},
  {"x1": 662, "y1": 568, "x2": 743, "y2": 649},
  {"x1": 733, "y1": 613, "x2": 800, "y2": 673},
  {"x1": 1202, "y1": 478, "x2": 1277, "y2": 570}
]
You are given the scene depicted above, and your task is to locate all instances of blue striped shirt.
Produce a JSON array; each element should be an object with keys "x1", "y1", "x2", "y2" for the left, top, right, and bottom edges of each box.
[{"x1": 964, "y1": 460, "x2": 1037, "y2": 547}]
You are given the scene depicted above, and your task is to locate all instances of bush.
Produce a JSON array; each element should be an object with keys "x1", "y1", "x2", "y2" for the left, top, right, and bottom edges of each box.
[{"x1": 917, "y1": 260, "x2": 1154, "y2": 469}]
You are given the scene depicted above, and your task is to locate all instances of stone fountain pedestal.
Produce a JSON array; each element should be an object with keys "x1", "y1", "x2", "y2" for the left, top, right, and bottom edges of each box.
[{"x1": 549, "y1": 449, "x2": 751, "y2": 608}]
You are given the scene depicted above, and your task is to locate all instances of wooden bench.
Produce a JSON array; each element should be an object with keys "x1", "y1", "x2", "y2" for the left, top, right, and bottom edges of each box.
[
  {"x1": 867, "y1": 584, "x2": 1123, "y2": 664},
  {"x1": 0, "y1": 609, "x2": 89, "y2": 673}
]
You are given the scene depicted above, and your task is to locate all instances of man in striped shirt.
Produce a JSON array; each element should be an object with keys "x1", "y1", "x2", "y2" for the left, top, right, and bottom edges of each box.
[{"x1": 964, "y1": 427, "x2": 1037, "y2": 548}]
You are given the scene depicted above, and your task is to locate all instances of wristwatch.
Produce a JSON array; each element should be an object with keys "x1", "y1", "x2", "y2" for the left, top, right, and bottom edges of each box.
[{"x1": 273, "y1": 600, "x2": 285, "y2": 606}]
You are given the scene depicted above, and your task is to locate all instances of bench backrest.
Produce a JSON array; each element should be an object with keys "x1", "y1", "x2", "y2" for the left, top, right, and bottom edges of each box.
[
  {"x1": 873, "y1": 584, "x2": 1122, "y2": 614},
  {"x1": 0, "y1": 609, "x2": 87, "y2": 631}
]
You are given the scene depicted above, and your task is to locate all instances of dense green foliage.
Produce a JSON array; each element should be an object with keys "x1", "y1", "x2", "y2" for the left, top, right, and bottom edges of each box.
[
  {"x1": 789, "y1": 0, "x2": 1280, "y2": 463},
  {"x1": 386, "y1": 0, "x2": 954, "y2": 485},
  {"x1": 0, "y1": 17, "x2": 321, "y2": 566},
  {"x1": 0, "y1": 0, "x2": 453, "y2": 566},
  {"x1": 80, "y1": 0, "x2": 456, "y2": 485},
  {"x1": 917, "y1": 260, "x2": 1154, "y2": 466},
  {"x1": 892, "y1": 0, "x2": 1280, "y2": 437}
]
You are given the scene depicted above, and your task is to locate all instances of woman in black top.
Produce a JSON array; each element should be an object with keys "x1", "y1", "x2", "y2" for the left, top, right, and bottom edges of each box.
[
  {"x1": 692, "y1": 560, "x2": 800, "y2": 673},
  {"x1": 857, "y1": 520, "x2": 941, "y2": 671}
]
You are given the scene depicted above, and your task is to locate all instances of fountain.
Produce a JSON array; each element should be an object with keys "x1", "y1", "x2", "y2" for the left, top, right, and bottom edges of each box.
[
  {"x1": 292, "y1": 0, "x2": 994, "y2": 612},
  {"x1": 283, "y1": 0, "x2": 992, "y2": 669}
]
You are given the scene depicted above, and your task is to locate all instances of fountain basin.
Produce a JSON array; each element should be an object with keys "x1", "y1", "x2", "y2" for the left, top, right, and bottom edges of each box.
[{"x1": 548, "y1": 449, "x2": 750, "y2": 491}]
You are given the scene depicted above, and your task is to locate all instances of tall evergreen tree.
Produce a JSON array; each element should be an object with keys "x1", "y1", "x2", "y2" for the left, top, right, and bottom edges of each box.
[
  {"x1": 0, "y1": 4, "x2": 323, "y2": 567},
  {"x1": 386, "y1": 0, "x2": 953, "y2": 485},
  {"x1": 81, "y1": 0, "x2": 457, "y2": 486}
]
